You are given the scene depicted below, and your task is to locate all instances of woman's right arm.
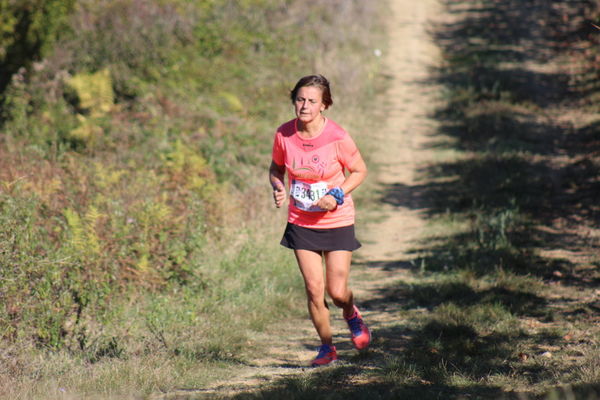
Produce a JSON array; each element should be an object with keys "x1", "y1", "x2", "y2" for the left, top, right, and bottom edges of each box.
[{"x1": 269, "y1": 161, "x2": 286, "y2": 208}]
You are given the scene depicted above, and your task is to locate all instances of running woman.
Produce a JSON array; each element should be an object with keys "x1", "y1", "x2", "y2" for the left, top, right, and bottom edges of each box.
[{"x1": 269, "y1": 74, "x2": 371, "y2": 367}]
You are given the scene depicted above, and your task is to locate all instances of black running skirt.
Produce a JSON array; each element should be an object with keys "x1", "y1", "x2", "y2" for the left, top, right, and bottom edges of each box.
[{"x1": 280, "y1": 223, "x2": 361, "y2": 252}]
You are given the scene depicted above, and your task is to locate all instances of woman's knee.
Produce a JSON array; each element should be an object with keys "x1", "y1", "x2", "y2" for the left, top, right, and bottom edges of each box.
[
  {"x1": 327, "y1": 286, "x2": 350, "y2": 306},
  {"x1": 305, "y1": 283, "x2": 325, "y2": 302}
]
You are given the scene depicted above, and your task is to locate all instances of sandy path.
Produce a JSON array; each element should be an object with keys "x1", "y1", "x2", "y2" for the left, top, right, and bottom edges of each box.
[
  {"x1": 154, "y1": 1, "x2": 443, "y2": 398},
  {"x1": 357, "y1": 0, "x2": 442, "y2": 263},
  {"x1": 349, "y1": 0, "x2": 444, "y2": 361}
]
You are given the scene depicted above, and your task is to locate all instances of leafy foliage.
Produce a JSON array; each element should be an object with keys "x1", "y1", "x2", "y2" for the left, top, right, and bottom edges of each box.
[
  {"x1": 0, "y1": 0, "x2": 75, "y2": 93},
  {"x1": 0, "y1": 0, "x2": 382, "y2": 396}
]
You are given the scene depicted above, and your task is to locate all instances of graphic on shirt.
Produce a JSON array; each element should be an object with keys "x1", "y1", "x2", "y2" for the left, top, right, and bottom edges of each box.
[{"x1": 291, "y1": 156, "x2": 328, "y2": 181}]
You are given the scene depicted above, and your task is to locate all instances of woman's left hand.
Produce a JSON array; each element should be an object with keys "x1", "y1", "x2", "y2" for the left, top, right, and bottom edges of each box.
[{"x1": 313, "y1": 194, "x2": 337, "y2": 211}]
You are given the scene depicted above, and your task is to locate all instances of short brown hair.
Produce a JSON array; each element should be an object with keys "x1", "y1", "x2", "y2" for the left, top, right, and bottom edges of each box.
[{"x1": 290, "y1": 74, "x2": 333, "y2": 109}]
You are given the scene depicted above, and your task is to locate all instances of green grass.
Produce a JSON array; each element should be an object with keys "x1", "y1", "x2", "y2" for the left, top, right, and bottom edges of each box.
[
  {"x1": 0, "y1": 222, "x2": 306, "y2": 399},
  {"x1": 0, "y1": 0, "x2": 385, "y2": 398},
  {"x1": 192, "y1": 0, "x2": 600, "y2": 399},
  {"x1": 2, "y1": 0, "x2": 599, "y2": 398}
]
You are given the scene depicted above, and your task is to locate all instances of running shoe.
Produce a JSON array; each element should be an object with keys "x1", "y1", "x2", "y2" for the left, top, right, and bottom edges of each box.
[
  {"x1": 311, "y1": 344, "x2": 337, "y2": 367},
  {"x1": 345, "y1": 305, "x2": 371, "y2": 350}
]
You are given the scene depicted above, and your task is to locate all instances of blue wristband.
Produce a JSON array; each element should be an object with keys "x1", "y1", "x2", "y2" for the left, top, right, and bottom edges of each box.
[{"x1": 326, "y1": 187, "x2": 345, "y2": 205}]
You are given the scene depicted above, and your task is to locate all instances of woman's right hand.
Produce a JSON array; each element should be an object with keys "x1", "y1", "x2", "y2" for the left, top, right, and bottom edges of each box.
[{"x1": 273, "y1": 183, "x2": 286, "y2": 208}]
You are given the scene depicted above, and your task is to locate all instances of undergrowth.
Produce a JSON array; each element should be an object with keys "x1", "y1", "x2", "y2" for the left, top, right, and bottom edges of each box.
[{"x1": 0, "y1": 0, "x2": 384, "y2": 398}]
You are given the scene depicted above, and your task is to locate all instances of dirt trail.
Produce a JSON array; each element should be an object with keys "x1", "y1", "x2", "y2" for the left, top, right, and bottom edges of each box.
[
  {"x1": 358, "y1": 0, "x2": 442, "y2": 263},
  {"x1": 350, "y1": 0, "x2": 444, "y2": 338},
  {"x1": 154, "y1": 1, "x2": 444, "y2": 398}
]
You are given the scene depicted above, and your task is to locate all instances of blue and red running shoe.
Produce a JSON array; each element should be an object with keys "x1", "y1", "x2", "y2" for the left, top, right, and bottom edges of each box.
[
  {"x1": 345, "y1": 305, "x2": 371, "y2": 350},
  {"x1": 311, "y1": 344, "x2": 338, "y2": 367}
]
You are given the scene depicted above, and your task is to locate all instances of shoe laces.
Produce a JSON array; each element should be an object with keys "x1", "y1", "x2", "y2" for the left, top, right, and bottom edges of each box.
[
  {"x1": 316, "y1": 344, "x2": 332, "y2": 358},
  {"x1": 347, "y1": 316, "x2": 364, "y2": 336}
]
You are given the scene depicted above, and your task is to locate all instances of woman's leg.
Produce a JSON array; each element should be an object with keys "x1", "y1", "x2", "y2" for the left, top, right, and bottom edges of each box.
[
  {"x1": 325, "y1": 250, "x2": 371, "y2": 350},
  {"x1": 324, "y1": 250, "x2": 354, "y2": 318},
  {"x1": 294, "y1": 249, "x2": 332, "y2": 345}
]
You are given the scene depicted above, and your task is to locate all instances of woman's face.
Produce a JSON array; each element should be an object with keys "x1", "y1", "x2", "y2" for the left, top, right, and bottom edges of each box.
[{"x1": 294, "y1": 86, "x2": 326, "y2": 125}]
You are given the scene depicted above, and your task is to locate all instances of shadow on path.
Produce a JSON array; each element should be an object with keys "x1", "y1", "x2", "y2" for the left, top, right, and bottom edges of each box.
[{"x1": 208, "y1": 1, "x2": 600, "y2": 399}]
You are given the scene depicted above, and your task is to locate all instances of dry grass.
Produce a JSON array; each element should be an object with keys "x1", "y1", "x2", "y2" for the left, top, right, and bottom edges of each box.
[
  {"x1": 0, "y1": 0, "x2": 385, "y2": 398},
  {"x1": 201, "y1": 0, "x2": 600, "y2": 399}
]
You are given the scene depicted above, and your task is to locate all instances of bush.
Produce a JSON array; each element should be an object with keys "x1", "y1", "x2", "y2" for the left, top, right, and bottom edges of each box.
[{"x1": 0, "y1": 0, "x2": 383, "y2": 396}]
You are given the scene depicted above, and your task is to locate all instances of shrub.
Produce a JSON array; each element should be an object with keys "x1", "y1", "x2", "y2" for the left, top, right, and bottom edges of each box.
[{"x1": 0, "y1": 0, "x2": 383, "y2": 396}]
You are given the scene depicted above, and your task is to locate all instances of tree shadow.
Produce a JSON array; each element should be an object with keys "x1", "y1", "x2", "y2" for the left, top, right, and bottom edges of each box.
[
  {"x1": 232, "y1": 1, "x2": 596, "y2": 398},
  {"x1": 225, "y1": 320, "x2": 595, "y2": 400},
  {"x1": 377, "y1": 0, "x2": 599, "y2": 281},
  {"x1": 437, "y1": 0, "x2": 598, "y2": 64},
  {"x1": 363, "y1": 280, "x2": 549, "y2": 318},
  {"x1": 194, "y1": 1, "x2": 600, "y2": 399}
]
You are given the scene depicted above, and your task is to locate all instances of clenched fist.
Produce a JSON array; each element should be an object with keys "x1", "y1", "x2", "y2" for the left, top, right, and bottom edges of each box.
[{"x1": 272, "y1": 183, "x2": 286, "y2": 208}]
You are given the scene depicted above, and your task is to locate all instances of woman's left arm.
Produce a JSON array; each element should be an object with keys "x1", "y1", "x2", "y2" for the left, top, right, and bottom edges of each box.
[
  {"x1": 313, "y1": 154, "x2": 367, "y2": 211},
  {"x1": 340, "y1": 154, "x2": 368, "y2": 195}
]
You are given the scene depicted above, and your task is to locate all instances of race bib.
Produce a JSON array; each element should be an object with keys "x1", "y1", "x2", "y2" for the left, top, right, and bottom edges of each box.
[{"x1": 291, "y1": 180, "x2": 328, "y2": 212}]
